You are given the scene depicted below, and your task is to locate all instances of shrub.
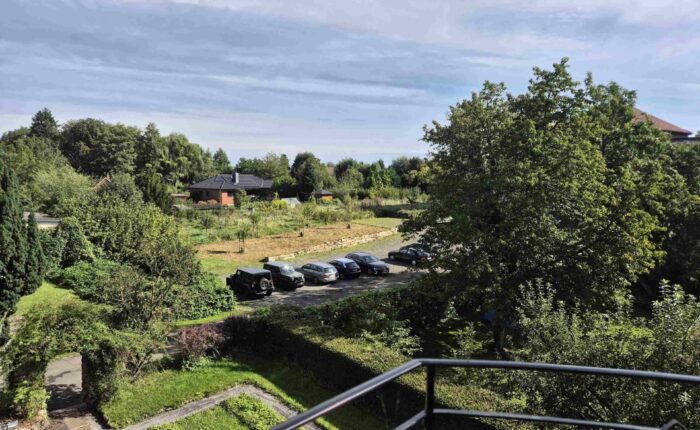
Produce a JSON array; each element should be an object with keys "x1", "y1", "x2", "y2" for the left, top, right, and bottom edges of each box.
[
  {"x1": 11, "y1": 381, "x2": 48, "y2": 419},
  {"x1": 510, "y1": 283, "x2": 700, "y2": 428},
  {"x1": 172, "y1": 273, "x2": 235, "y2": 321},
  {"x1": 177, "y1": 324, "x2": 224, "y2": 369},
  {"x1": 271, "y1": 199, "x2": 287, "y2": 210},
  {"x1": 222, "y1": 394, "x2": 284, "y2": 430},
  {"x1": 53, "y1": 258, "x2": 120, "y2": 301},
  {"x1": 54, "y1": 216, "x2": 94, "y2": 267},
  {"x1": 39, "y1": 229, "x2": 66, "y2": 276}
]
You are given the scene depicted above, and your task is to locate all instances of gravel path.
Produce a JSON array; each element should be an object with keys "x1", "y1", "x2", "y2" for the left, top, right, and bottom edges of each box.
[{"x1": 123, "y1": 384, "x2": 320, "y2": 430}]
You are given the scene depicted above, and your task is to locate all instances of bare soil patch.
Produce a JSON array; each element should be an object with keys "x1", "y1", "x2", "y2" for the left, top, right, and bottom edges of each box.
[{"x1": 197, "y1": 222, "x2": 389, "y2": 264}]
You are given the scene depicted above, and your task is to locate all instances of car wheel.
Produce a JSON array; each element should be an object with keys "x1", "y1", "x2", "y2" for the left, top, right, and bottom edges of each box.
[
  {"x1": 389, "y1": 254, "x2": 395, "y2": 260},
  {"x1": 339, "y1": 273, "x2": 345, "y2": 279},
  {"x1": 411, "y1": 259, "x2": 417, "y2": 266}
]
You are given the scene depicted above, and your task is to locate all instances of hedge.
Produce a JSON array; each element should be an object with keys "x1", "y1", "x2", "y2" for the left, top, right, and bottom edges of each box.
[{"x1": 223, "y1": 310, "x2": 522, "y2": 429}]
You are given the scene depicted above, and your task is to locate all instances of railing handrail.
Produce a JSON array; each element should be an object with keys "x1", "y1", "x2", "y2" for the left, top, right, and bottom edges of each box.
[{"x1": 272, "y1": 359, "x2": 700, "y2": 430}]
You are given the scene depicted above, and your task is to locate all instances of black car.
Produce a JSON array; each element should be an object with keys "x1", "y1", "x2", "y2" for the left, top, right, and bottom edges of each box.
[
  {"x1": 263, "y1": 262, "x2": 305, "y2": 290},
  {"x1": 329, "y1": 258, "x2": 362, "y2": 279},
  {"x1": 388, "y1": 246, "x2": 433, "y2": 266},
  {"x1": 345, "y1": 252, "x2": 390, "y2": 275},
  {"x1": 226, "y1": 268, "x2": 274, "y2": 298}
]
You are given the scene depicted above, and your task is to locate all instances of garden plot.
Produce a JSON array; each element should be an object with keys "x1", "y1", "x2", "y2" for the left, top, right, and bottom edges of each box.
[{"x1": 197, "y1": 220, "x2": 396, "y2": 266}]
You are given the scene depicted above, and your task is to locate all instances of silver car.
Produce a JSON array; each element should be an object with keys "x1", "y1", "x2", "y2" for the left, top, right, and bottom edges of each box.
[{"x1": 299, "y1": 262, "x2": 339, "y2": 285}]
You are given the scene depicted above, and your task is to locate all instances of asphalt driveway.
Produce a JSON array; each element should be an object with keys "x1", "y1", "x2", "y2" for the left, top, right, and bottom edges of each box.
[{"x1": 242, "y1": 233, "x2": 427, "y2": 308}]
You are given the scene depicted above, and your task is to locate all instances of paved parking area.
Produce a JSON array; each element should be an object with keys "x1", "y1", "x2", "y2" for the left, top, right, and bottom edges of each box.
[{"x1": 243, "y1": 234, "x2": 426, "y2": 308}]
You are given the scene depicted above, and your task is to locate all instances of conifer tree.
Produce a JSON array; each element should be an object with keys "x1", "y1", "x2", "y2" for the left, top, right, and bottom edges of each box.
[
  {"x1": 25, "y1": 212, "x2": 45, "y2": 293},
  {"x1": 0, "y1": 155, "x2": 29, "y2": 342}
]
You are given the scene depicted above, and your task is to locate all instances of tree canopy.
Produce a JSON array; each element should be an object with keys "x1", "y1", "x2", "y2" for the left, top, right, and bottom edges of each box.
[{"x1": 403, "y1": 59, "x2": 689, "y2": 345}]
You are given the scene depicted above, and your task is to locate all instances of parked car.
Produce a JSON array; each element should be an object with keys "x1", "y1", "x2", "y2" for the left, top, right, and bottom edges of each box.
[
  {"x1": 263, "y1": 261, "x2": 305, "y2": 290},
  {"x1": 388, "y1": 246, "x2": 433, "y2": 266},
  {"x1": 226, "y1": 268, "x2": 274, "y2": 298},
  {"x1": 345, "y1": 252, "x2": 390, "y2": 275},
  {"x1": 298, "y1": 262, "x2": 339, "y2": 284},
  {"x1": 329, "y1": 258, "x2": 362, "y2": 280}
]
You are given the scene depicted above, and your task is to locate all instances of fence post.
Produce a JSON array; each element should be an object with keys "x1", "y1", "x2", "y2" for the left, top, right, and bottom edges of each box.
[{"x1": 425, "y1": 364, "x2": 436, "y2": 430}]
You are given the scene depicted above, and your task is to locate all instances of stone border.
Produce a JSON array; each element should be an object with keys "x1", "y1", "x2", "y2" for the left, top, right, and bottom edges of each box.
[
  {"x1": 123, "y1": 385, "x2": 320, "y2": 430},
  {"x1": 264, "y1": 228, "x2": 398, "y2": 262}
]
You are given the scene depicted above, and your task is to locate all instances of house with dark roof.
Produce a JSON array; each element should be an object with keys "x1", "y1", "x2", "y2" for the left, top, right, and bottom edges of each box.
[
  {"x1": 188, "y1": 172, "x2": 273, "y2": 206},
  {"x1": 314, "y1": 189, "x2": 335, "y2": 201},
  {"x1": 633, "y1": 108, "x2": 695, "y2": 141}
]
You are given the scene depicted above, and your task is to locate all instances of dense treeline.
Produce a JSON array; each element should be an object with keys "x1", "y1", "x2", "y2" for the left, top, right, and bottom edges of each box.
[
  {"x1": 3, "y1": 109, "x2": 429, "y2": 216},
  {"x1": 235, "y1": 152, "x2": 429, "y2": 199}
]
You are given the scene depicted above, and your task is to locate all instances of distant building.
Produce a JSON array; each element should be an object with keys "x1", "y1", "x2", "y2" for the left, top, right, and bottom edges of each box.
[
  {"x1": 171, "y1": 193, "x2": 189, "y2": 203},
  {"x1": 633, "y1": 108, "x2": 695, "y2": 141},
  {"x1": 188, "y1": 172, "x2": 273, "y2": 206},
  {"x1": 281, "y1": 197, "x2": 301, "y2": 207},
  {"x1": 23, "y1": 212, "x2": 59, "y2": 230},
  {"x1": 314, "y1": 189, "x2": 335, "y2": 201}
]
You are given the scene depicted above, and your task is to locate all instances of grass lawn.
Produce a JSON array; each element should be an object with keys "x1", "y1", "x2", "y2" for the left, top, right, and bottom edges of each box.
[
  {"x1": 170, "y1": 305, "x2": 254, "y2": 329},
  {"x1": 152, "y1": 394, "x2": 283, "y2": 430},
  {"x1": 101, "y1": 356, "x2": 384, "y2": 430},
  {"x1": 151, "y1": 404, "x2": 248, "y2": 430},
  {"x1": 354, "y1": 217, "x2": 403, "y2": 229},
  {"x1": 14, "y1": 281, "x2": 79, "y2": 317}
]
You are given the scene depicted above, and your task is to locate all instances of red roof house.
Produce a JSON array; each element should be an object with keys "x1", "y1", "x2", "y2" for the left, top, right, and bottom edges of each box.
[{"x1": 633, "y1": 108, "x2": 693, "y2": 140}]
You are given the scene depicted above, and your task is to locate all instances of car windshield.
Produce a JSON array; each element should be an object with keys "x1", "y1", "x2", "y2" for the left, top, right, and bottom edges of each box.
[
  {"x1": 323, "y1": 267, "x2": 335, "y2": 273},
  {"x1": 279, "y1": 265, "x2": 294, "y2": 274},
  {"x1": 363, "y1": 255, "x2": 379, "y2": 263}
]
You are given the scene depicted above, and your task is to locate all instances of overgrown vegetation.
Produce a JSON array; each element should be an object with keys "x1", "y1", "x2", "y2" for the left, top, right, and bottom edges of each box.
[
  {"x1": 101, "y1": 357, "x2": 382, "y2": 430},
  {"x1": 2, "y1": 58, "x2": 700, "y2": 429}
]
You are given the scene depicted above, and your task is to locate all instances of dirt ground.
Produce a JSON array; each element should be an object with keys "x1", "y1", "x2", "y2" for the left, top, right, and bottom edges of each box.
[{"x1": 196, "y1": 222, "x2": 389, "y2": 264}]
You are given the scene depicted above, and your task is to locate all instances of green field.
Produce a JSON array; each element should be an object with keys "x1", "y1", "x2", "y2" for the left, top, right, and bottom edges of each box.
[
  {"x1": 102, "y1": 357, "x2": 383, "y2": 430},
  {"x1": 353, "y1": 217, "x2": 403, "y2": 229},
  {"x1": 170, "y1": 305, "x2": 253, "y2": 329},
  {"x1": 151, "y1": 404, "x2": 249, "y2": 430},
  {"x1": 151, "y1": 394, "x2": 282, "y2": 430},
  {"x1": 14, "y1": 281, "x2": 79, "y2": 316}
]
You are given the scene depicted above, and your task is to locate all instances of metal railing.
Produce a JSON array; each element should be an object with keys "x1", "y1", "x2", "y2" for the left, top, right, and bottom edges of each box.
[{"x1": 272, "y1": 359, "x2": 700, "y2": 430}]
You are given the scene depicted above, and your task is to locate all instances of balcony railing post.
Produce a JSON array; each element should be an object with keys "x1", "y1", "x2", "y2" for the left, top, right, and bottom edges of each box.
[{"x1": 425, "y1": 364, "x2": 436, "y2": 430}]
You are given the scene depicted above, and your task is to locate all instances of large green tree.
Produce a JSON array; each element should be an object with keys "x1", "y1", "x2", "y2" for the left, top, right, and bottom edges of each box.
[
  {"x1": 213, "y1": 148, "x2": 233, "y2": 173},
  {"x1": 137, "y1": 166, "x2": 173, "y2": 212},
  {"x1": 28, "y1": 108, "x2": 59, "y2": 140},
  {"x1": 404, "y1": 59, "x2": 687, "y2": 347},
  {"x1": 135, "y1": 122, "x2": 165, "y2": 172},
  {"x1": 60, "y1": 119, "x2": 139, "y2": 176}
]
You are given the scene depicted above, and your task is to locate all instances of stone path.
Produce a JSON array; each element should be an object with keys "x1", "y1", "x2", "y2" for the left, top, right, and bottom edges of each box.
[
  {"x1": 46, "y1": 354, "x2": 83, "y2": 411},
  {"x1": 123, "y1": 384, "x2": 320, "y2": 430}
]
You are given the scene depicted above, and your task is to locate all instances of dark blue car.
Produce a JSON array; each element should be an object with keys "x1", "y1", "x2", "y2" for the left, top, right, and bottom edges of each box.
[
  {"x1": 329, "y1": 258, "x2": 362, "y2": 280},
  {"x1": 345, "y1": 252, "x2": 390, "y2": 275}
]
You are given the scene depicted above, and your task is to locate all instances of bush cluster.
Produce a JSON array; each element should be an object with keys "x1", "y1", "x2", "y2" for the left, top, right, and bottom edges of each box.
[
  {"x1": 52, "y1": 258, "x2": 119, "y2": 301},
  {"x1": 170, "y1": 273, "x2": 235, "y2": 321},
  {"x1": 222, "y1": 394, "x2": 284, "y2": 430},
  {"x1": 222, "y1": 307, "x2": 516, "y2": 429},
  {"x1": 177, "y1": 324, "x2": 225, "y2": 369}
]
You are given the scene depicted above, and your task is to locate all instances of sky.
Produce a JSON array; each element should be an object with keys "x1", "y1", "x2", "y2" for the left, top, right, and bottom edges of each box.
[{"x1": 1, "y1": 0, "x2": 699, "y2": 163}]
